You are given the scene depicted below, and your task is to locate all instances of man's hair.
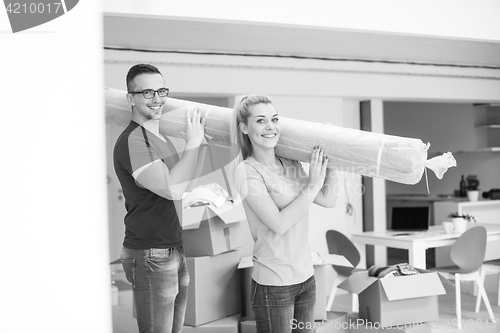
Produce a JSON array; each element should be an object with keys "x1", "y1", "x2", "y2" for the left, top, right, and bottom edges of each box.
[{"x1": 126, "y1": 64, "x2": 162, "y2": 92}]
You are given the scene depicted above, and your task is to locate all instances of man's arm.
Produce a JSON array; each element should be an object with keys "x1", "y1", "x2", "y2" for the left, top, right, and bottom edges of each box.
[
  {"x1": 134, "y1": 110, "x2": 206, "y2": 200},
  {"x1": 186, "y1": 145, "x2": 208, "y2": 192}
]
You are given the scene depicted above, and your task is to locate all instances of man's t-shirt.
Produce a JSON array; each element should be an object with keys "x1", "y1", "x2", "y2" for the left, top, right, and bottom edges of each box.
[{"x1": 113, "y1": 121, "x2": 182, "y2": 250}]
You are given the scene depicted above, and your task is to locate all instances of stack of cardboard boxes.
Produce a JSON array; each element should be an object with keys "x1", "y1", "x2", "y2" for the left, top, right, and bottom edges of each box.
[{"x1": 180, "y1": 191, "x2": 246, "y2": 333}]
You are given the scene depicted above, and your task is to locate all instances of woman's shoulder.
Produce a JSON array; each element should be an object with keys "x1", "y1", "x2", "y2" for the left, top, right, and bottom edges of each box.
[
  {"x1": 236, "y1": 158, "x2": 262, "y2": 177},
  {"x1": 234, "y1": 158, "x2": 266, "y2": 187},
  {"x1": 240, "y1": 156, "x2": 262, "y2": 171}
]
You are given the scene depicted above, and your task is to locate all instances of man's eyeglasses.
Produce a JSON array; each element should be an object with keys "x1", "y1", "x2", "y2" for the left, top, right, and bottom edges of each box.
[{"x1": 129, "y1": 88, "x2": 169, "y2": 99}]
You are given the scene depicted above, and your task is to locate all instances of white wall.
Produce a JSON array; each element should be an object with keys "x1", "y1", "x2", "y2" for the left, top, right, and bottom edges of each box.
[{"x1": 2, "y1": 3, "x2": 111, "y2": 333}]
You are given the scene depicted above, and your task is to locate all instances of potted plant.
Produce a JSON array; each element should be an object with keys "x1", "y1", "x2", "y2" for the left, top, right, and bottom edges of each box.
[
  {"x1": 466, "y1": 175, "x2": 480, "y2": 201},
  {"x1": 448, "y1": 212, "x2": 476, "y2": 233}
]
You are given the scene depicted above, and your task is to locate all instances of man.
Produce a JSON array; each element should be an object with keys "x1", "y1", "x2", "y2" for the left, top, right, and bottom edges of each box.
[{"x1": 113, "y1": 63, "x2": 206, "y2": 333}]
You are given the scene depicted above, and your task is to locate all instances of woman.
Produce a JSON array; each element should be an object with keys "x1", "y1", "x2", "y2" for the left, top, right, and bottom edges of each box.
[{"x1": 230, "y1": 95, "x2": 338, "y2": 333}]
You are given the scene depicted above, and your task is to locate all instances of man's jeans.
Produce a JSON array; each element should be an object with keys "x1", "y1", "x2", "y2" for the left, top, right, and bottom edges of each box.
[
  {"x1": 251, "y1": 275, "x2": 316, "y2": 333},
  {"x1": 121, "y1": 247, "x2": 189, "y2": 333}
]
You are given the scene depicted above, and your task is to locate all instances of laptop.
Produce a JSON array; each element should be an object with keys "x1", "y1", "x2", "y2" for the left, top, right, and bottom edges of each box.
[{"x1": 390, "y1": 206, "x2": 430, "y2": 232}]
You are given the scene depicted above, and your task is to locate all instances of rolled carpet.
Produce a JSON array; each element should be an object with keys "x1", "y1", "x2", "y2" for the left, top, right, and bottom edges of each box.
[{"x1": 105, "y1": 88, "x2": 456, "y2": 185}]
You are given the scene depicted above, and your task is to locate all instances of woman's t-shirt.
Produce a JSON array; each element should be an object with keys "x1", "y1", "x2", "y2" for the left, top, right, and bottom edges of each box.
[{"x1": 234, "y1": 156, "x2": 313, "y2": 286}]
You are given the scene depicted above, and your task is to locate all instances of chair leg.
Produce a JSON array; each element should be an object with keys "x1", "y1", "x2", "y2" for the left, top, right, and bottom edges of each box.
[
  {"x1": 475, "y1": 267, "x2": 486, "y2": 312},
  {"x1": 455, "y1": 274, "x2": 462, "y2": 330},
  {"x1": 326, "y1": 277, "x2": 338, "y2": 311},
  {"x1": 472, "y1": 280, "x2": 478, "y2": 296},
  {"x1": 351, "y1": 293, "x2": 359, "y2": 312},
  {"x1": 474, "y1": 272, "x2": 496, "y2": 322},
  {"x1": 472, "y1": 267, "x2": 480, "y2": 297},
  {"x1": 497, "y1": 272, "x2": 500, "y2": 306}
]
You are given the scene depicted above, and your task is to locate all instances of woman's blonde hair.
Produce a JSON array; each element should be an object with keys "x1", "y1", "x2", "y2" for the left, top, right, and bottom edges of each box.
[{"x1": 230, "y1": 95, "x2": 274, "y2": 161}]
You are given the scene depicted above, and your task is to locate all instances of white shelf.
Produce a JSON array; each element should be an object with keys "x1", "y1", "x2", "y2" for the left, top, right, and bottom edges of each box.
[
  {"x1": 454, "y1": 200, "x2": 500, "y2": 207},
  {"x1": 429, "y1": 147, "x2": 500, "y2": 156},
  {"x1": 475, "y1": 124, "x2": 500, "y2": 129},
  {"x1": 454, "y1": 147, "x2": 500, "y2": 153}
]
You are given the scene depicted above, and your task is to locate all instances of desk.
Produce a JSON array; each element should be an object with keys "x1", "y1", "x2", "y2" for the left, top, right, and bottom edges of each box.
[{"x1": 352, "y1": 223, "x2": 500, "y2": 269}]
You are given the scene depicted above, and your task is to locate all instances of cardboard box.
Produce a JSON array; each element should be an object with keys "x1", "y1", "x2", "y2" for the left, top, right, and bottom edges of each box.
[
  {"x1": 182, "y1": 314, "x2": 240, "y2": 333},
  {"x1": 237, "y1": 254, "x2": 352, "y2": 322},
  {"x1": 238, "y1": 257, "x2": 254, "y2": 321},
  {"x1": 338, "y1": 270, "x2": 450, "y2": 328},
  {"x1": 185, "y1": 250, "x2": 242, "y2": 326},
  {"x1": 240, "y1": 320, "x2": 256, "y2": 333},
  {"x1": 312, "y1": 253, "x2": 353, "y2": 321},
  {"x1": 241, "y1": 312, "x2": 348, "y2": 333},
  {"x1": 182, "y1": 199, "x2": 246, "y2": 257},
  {"x1": 314, "y1": 265, "x2": 328, "y2": 321}
]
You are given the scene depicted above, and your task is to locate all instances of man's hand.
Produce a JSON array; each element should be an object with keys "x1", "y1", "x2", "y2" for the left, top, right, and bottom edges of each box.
[{"x1": 184, "y1": 108, "x2": 206, "y2": 149}]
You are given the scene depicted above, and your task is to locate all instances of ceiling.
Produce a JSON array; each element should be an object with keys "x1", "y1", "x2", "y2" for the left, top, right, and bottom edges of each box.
[{"x1": 103, "y1": 15, "x2": 500, "y2": 69}]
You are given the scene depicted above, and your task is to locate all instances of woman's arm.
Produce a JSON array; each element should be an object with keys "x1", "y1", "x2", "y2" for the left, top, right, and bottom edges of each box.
[
  {"x1": 313, "y1": 165, "x2": 338, "y2": 208},
  {"x1": 238, "y1": 147, "x2": 327, "y2": 235}
]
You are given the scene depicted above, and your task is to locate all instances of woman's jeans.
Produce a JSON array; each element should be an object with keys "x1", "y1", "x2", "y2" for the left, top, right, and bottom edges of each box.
[
  {"x1": 251, "y1": 276, "x2": 316, "y2": 333},
  {"x1": 121, "y1": 246, "x2": 190, "y2": 333}
]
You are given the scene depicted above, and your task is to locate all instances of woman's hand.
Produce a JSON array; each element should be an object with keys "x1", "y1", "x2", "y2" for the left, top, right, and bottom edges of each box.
[{"x1": 307, "y1": 146, "x2": 328, "y2": 193}]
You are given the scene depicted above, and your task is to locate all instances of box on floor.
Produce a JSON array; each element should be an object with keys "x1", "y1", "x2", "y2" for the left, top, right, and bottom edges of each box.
[
  {"x1": 313, "y1": 253, "x2": 353, "y2": 321},
  {"x1": 240, "y1": 319, "x2": 256, "y2": 333},
  {"x1": 181, "y1": 197, "x2": 246, "y2": 257},
  {"x1": 238, "y1": 257, "x2": 254, "y2": 322},
  {"x1": 238, "y1": 254, "x2": 352, "y2": 322},
  {"x1": 241, "y1": 312, "x2": 349, "y2": 333},
  {"x1": 185, "y1": 250, "x2": 242, "y2": 327},
  {"x1": 182, "y1": 314, "x2": 240, "y2": 333},
  {"x1": 338, "y1": 269, "x2": 452, "y2": 328}
]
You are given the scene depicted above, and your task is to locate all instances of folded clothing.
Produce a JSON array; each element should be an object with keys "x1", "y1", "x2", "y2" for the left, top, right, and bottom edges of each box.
[
  {"x1": 182, "y1": 183, "x2": 230, "y2": 209},
  {"x1": 368, "y1": 263, "x2": 419, "y2": 278}
]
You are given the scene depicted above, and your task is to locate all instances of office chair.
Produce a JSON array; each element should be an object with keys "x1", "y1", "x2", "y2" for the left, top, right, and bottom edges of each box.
[
  {"x1": 475, "y1": 259, "x2": 500, "y2": 310},
  {"x1": 325, "y1": 230, "x2": 362, "y2": 312},
  {"x1": 433, "y1": 226, "x2": 495, "y2": 329}
]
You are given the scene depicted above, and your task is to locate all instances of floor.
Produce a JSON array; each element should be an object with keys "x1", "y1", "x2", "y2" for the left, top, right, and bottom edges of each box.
[{"x1": 111, "y1": 271, "x2": 500, "y2": 333}]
